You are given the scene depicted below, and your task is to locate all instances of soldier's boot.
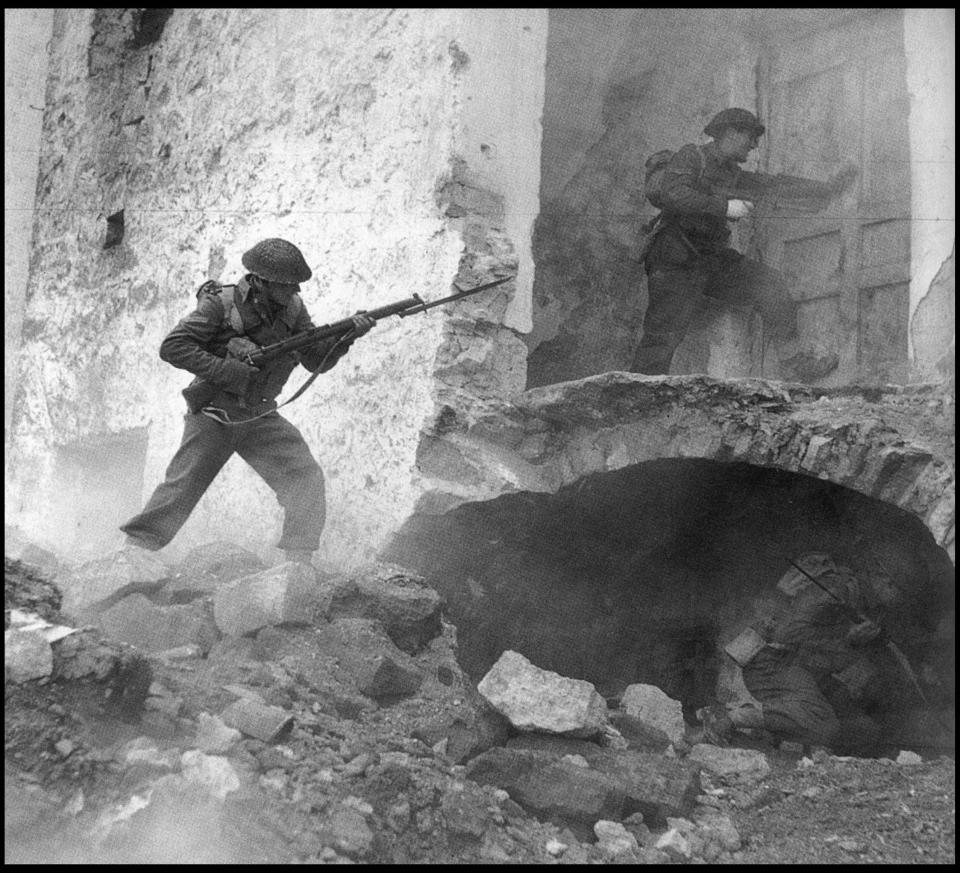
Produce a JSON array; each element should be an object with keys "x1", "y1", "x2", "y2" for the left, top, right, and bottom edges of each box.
[{"x1": 696, "y1": 705, "x2": 735, "y2": 747}]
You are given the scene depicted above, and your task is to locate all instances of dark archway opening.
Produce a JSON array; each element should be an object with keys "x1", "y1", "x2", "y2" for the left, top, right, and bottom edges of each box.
[{"x1": 383, "y1": 459, "x2": 954, "y2": 756}]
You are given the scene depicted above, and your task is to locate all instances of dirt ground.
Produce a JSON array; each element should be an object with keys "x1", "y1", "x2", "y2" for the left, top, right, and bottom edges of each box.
[{"x1": 5, "y1": 557, "x2": 955, "y2": 865}]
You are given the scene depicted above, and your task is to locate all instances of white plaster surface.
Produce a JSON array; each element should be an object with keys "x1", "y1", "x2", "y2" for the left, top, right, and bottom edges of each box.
[
  {"x1": 6, "y1": 9, "x2": 547, "y2": 569},
  {"x1": 4, "y1": 8, "x2": 53, "y2": 439},
  {"x1": 904, "y1": 8, "x2": 956, "y2": 378}
]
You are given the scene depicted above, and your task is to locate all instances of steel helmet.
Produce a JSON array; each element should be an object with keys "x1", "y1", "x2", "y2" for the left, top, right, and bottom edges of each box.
[
  {"x1": 704, "y1": 108, "x2": 766, "y2": 138},
  {"x1": 241, "y1": 238, "x2": 312, "y2": 284}
]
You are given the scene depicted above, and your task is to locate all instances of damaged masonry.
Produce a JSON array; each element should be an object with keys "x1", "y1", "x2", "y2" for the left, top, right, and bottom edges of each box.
[{"x1": 4, "y1": 7, "x2": 955, "y2": 867}]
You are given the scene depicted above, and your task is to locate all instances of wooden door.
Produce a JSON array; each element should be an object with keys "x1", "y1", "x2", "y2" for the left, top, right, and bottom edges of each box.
[{"x1": 756, "y1": 11, "x2": 911, "y2": 384}]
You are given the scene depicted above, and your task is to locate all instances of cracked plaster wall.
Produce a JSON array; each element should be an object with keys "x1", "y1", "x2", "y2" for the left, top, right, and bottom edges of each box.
[
  {"x1": 904, "y1": 8, "x2": 956, "y2": 383},
  {"x1": 4, "y1": 8, "x2": 53, "y2": 441},
  {"x1": 5, "y1": 8, "x2": 547, "y2": 568}
]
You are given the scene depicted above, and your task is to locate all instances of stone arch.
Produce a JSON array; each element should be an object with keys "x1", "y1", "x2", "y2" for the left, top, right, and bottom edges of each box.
[{"x1": 414, "y1": 374, "x2": 954, "y2": 559}]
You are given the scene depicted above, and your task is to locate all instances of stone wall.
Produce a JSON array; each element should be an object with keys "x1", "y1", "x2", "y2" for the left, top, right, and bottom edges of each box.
[
  {"x1": 5, "y1": 9, "x2": 548, "y2": 567},
  {"x1": 4, "y1": 8, "x2": 53, "y2": 441}
]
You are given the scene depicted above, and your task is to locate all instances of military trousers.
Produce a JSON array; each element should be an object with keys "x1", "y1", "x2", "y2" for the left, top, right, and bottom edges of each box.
[
  {"x1": 632, "y1": 236, "x2": 797, "y2": 375},
  {"x1": 120, "y1": 410, "x2": 326, "y2": 552},
  {"x1": 743, "y1": 647, "x2": 881, "y2": 754}
]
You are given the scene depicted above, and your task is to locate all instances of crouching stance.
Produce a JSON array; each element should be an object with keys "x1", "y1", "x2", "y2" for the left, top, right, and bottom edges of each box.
[
  {"x1": 698, "y1": 554, "x2": 889, "y2": 755},
  {"x1": 120, "y1": 238, "x2": 374, "y2": 565}
]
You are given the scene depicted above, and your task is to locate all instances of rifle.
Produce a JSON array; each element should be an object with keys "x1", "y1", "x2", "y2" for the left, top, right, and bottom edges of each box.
[
  {"x1": 183, "y1": 275, "x2": 514, "y2": 420},
  {"x1": 785, "y1": 558, "x2": 936, "y2": 717},
  {"x1": 720, "y1": 171, "x2": 840, "y2": 215}
]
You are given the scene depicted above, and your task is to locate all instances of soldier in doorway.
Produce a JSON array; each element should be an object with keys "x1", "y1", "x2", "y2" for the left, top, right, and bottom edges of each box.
[
  {"x1": 120, "y1": 238, "x2": 375, "y2": 566},
  {"x1": 697, "y1": 553, "x2": 893, "y2": 756},
  {"x1": 633, "y1": 107, "x2": 857, "y2": 379}
]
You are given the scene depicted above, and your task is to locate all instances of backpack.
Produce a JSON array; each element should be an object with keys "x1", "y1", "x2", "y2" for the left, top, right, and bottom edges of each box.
[
  {"x1": 196, "y1": 280, "x2": 244, "y2": 333},
  {"x1": 644, "y1": 144, "x2": 707, "y2": 210},
  {"x1": 194, "y1": 279, "x2": 304, "y2": 334}
]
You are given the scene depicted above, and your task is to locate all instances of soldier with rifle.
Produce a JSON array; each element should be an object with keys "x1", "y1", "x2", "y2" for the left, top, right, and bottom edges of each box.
[
  {"x1": 120, "y1": 237, "x2": 511, "y2": 567},
  {"x1": 633, "y1": 107, "x2": 858, "y2": 379},
  {"x1": 697, "y1": 553, "x2": 911, "y2": 756}
]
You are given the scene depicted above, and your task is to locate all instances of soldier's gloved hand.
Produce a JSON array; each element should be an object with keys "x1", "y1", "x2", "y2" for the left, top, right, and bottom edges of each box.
[
  {"x1": 726, "y1": 198, "x2": 754, "y2": 220},
  {"x1": 226, "y1": 336, "x2": 260, "y2": 363},
  {"x1": 219, "y1": 357, "x2": 259, "y2": 392},
  {"x1": 347, "y1": 311, "x2": 376, "y2": 339},
  {"x1": 847, "y1": 618, "x2": 881, "y2": 646}
]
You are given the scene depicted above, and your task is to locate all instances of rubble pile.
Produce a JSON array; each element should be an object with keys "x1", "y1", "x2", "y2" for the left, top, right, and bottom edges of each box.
[{"x1": 5, "y1": 546, "x2": 955, "y2": 865}]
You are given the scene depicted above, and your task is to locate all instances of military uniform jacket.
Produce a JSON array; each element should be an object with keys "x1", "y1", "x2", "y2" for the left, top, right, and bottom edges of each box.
[
  {"x1": 160, "y1": 275, "x2": 352, "y2": 416},
  {"x1": 658, "y1": 141, "x2": 835, "y2": 253}
]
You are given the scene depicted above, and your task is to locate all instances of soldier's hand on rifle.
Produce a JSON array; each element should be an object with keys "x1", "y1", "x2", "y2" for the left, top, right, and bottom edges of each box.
[
  {"x1": 226, "y1": 336, "x2": 260, "y2": 363},
  {"x1": 847, "y1": 618, "x2": 881, "y2": 646},
  {"x1": 347, "y1": 311, "x2": 376, "y2": 339},
  {"x1": 726, "y1": 198, "x2": 754, "y2": 221}
]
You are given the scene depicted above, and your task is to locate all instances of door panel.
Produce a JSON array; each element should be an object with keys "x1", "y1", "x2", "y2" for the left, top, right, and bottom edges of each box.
[{"x1": 758, "y1": 11, "x2": 911, "y2": 384}]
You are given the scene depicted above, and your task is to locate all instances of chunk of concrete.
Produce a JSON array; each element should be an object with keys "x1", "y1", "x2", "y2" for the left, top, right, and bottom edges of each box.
[
  {"x1": 194, "y1": 712, "x2": 242, "y2": 754},
  {"x1": 94, "y1": 594, "x2": 219, "y2": 654},
  {"x1": 220, "y1": 698, "x2": 294, "y2": 744},
  {"x1": 620, "y1": 684, "x2": 686, "y2": 747},
  {"x1": 165, "y1": 540, "x2": 267, "y2": 602},
  {"x1": 5, "y1": 627, "x2": 54, "y2": 682},
  {"x1": 57, "y1": 549, "x2": 170, "y2": 616},
  {"x1": 213, "y1": 562, "x2": 320, "y2": 636},
  {"x1": 595, "y1": 819, "x2": 639, "y2": 856},
  {"x1": 465, "y1": 746, "x2": 626, "y2": 840},
  {"x1": 477, "y1": 650, "x2": 609, "y2": 738},
  {"x1": 688, "y1": 744, "x2": 771, "y2": 781},
  {"x1": 180, "y1": 750, "x2": 241, "y2": 800},
  {"x1": 327, "y1": 563, "x2": 443, "y2": 653}
]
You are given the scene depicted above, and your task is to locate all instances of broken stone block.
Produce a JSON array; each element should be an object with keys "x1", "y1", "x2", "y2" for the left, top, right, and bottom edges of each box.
[
  {"x1": 94, "y1": 594, "x2": 219, "y2": 654},
  {"x1": 465, "y1": 747, "x2": 627, "y2": 840},
  {"x1": 194, "y1": 712, "x2": 242, "y2": 754},
  {"x1": 320, "y1": 804, "x2": 374, "y2": 858},
  {"x1": 688, "y1": 744, "x2": 771, "y2": 781},
  {"x1": 506, "y1": 735, "x2": 700, "y2": 827},
  {"x1": 328, "y1": 563, "x2": 443, "y2": 653},
  {"x1": 324, "y1": 619, "x2": 424, "y2": 701},
  {"x1": 263, "y1": 619, "x2": 424, "y2": 705},
  {"x1": 608, "y1": 710, "x2": 672, "y2": 752},
  {"x1": 165, "y1": 540, "x2": 267, "y2": 603},
  {"x1": 220, "y1": 698, "x2": 294, "y2": 744},
  {"x1": 180, "y1": 750, "x2": 241, "y2": 800},
  {"x1": 57, "y1": 549, "x2": 170, "y2": 617},
  {"x1": 212, "y1": 563, "x2": 320, "y2": 636},
  {"x1": 656, "y1": 826, "x2": 692, "y2": 859},
  {"x1": 5, "y1": 627, "x2": 54, "y2": 682},
  {"x1": 594, "y1": 819, "x2": 639, "y2": 856},
  {"x1": 620, "y1": 684, "x2": 686, "y2": 747},
  {"x1": 412, "y1": 700, "x2": 511, "y2": 764},
  {"x1": 477, "y1": 650, "x2": 609, "y2": 738}
]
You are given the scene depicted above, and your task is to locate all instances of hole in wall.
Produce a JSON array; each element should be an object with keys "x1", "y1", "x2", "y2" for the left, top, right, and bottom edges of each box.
[
  {"x1": 103, "y1": 210, "x2": 125, "y2": 248},
  {"x1": 131, "y1": 8, "x2": 174, "y2": 49},
  {"x1": 383, "y1": 458, "x2": 955, "y2": 756}
]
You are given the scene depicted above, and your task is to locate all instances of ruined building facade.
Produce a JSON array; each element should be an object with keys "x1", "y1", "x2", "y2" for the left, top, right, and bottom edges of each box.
[{"x1": 5, "y1": 8, "x2": 954, "y2": 587}]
